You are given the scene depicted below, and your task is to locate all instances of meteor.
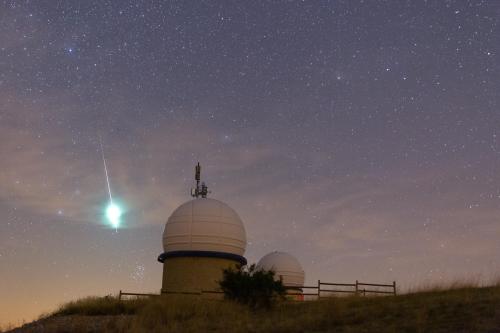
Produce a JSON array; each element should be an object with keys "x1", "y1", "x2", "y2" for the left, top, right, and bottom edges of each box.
[{"x1": 100, "y1": 137, "x2": 122, "y2": 230}]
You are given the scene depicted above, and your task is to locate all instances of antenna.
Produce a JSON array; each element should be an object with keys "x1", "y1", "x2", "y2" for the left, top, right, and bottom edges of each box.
[{"x1": 191, "y1": 162, "x2": 209, "y2": 198}]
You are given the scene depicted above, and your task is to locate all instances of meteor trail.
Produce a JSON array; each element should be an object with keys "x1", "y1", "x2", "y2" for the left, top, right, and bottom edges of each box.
[
  {"x1": 100, "y1": 137, "x2": 113, "y2": 203},
  {"x1": 99, "y1": 137, "x2": 122, "y2": 230}
]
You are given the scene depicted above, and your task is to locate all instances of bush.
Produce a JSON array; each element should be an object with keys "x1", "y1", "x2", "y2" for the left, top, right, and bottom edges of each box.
[{"x1": 219, "y1": 264, "x2": 286, "y2": 309}]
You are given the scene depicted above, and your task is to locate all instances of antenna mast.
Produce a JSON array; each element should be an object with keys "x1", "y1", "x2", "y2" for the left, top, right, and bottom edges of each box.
[{"x1": 191, "y1": 162, "x2": 209, "y2": 198}]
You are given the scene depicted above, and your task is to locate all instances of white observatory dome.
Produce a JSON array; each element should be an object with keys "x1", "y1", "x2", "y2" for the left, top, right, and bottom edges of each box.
[
  {"x1": 162, "y1": 198, "x2": 246, "y2": 256},
  {"x1": 257, "y1": 251, "x2": 305, "y2": 287}
]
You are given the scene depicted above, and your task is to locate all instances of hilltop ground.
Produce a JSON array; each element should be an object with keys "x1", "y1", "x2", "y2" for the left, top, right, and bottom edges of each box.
[{"x1": 5, "y1": 285, "x2": 500, "y2": 333}]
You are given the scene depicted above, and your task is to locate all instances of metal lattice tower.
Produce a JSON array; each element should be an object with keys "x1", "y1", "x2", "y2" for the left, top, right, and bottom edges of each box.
[{"x1": 191, "y1": 162, "x2": 209, "y2": 198}]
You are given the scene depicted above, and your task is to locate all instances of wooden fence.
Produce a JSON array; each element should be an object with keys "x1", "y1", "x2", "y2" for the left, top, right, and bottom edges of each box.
[
  {"x1": 119, "y1": 280, "x2": 396, "y2": 300},
  {"x1": 286, "y1": 280, "x2": 397, "y2": 298},
  {"x1": 118, "y1": 289, "x2": 223, "y2": 300},
  {"x1": 118, "y1": 291, "x2": 160, "y2": 300}
]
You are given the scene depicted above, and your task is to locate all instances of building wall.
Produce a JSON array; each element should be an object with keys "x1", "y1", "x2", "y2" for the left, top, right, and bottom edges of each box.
[{"x1": 161, "y1": 256, "x2": 240, "y2": 294}]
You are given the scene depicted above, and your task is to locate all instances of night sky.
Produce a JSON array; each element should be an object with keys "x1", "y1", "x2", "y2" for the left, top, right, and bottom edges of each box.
[{"x1": 1, "y1": 0, "x2": 499, "y2": 327}]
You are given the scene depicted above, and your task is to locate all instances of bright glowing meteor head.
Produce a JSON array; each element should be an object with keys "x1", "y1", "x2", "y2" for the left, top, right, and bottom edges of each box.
[{"x1": 106, "y1": 203, "x2": 122, "y2": 229}]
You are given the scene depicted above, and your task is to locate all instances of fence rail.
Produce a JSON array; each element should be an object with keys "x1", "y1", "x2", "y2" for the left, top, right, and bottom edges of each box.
[
  {"x1": 357, "y1": 282, "x2": 395, "y2": 288},
  {"x1": 320, "y1": 289, "x2": 357, "y2": 294},
  {"x1": 320, "y1": 282, "x2": 356, "y2": 287},
  {"x1": 119, "y1": 279, "x2": 396, "y2": 301}
]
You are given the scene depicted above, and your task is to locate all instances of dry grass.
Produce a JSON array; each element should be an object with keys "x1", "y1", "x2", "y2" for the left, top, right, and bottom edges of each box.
[
  {"x1": 406, "y1": 277, "x2": 484, "y2": 295},
  {"x1": 11, "y1": 285, "x2": 500, "y2": 333},
  {"x1": 56, "y1": 296, "x2": 148, "y2": 316}
]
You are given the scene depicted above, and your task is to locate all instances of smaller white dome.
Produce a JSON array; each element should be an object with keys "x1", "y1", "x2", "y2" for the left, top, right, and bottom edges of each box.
[{"x1": 257, "y1": 251, "x2": 305, "y2": 287}]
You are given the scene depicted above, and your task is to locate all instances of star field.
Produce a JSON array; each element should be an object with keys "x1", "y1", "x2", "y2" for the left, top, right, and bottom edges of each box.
[{"x1": 1, "y1": 0, "x2": 499, "y2": 328}]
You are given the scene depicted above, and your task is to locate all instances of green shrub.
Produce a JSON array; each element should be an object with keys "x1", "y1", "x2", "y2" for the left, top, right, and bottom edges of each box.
[{"x1": 219, "y1": 264, "x2": 286, "y2": 309}]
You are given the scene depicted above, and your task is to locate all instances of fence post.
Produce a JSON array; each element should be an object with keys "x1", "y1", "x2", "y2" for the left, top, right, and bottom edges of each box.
[
  {"x1": 119, "y1": 290, "x2": 122, "y2": 301},
  {"x1": 393, "y1": 281, "x2": 396, "y2": 296},
  {"x1": 355, "y1": 280, "x2": 359, "y2": 295},
  {"x1": 317, "y1": 280, "x2": 321, "y2": 299}
]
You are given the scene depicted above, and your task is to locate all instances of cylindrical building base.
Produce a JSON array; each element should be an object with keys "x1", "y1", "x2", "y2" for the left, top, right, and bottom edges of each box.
[{"x1": 161, "y1": 256, "x2": 241, "y2": 294}]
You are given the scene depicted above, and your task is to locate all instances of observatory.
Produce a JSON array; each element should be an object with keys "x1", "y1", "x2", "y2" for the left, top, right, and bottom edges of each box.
[
  {"x1": 257, "y1": 251, "x2": 305, "y2": 289},
  {"x1": 158, "y1": 163, "x2": 247, "y2": 294}
]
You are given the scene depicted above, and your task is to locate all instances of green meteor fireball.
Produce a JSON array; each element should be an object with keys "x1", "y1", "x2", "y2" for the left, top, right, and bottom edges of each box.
[{"x1": 106, "y1": 203, "x2": 122, "y2": 229}]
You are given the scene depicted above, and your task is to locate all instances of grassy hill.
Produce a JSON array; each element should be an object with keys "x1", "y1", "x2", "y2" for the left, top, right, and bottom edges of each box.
[{"x1": 6, "y1": 285, "x2": 500, "y2": 333}]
